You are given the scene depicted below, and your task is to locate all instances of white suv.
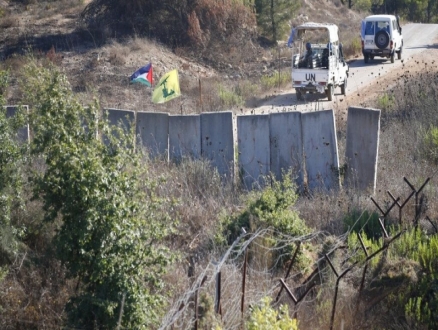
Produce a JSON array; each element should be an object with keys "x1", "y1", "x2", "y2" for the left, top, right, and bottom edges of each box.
[{"x1": 361, "y1": 15, "x2": 403, "y2": 63}]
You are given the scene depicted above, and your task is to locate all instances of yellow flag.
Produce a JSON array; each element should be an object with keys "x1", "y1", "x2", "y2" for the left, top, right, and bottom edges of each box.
[{"x1": 152, "y1": 69, "x2": 181, "y2": 104}]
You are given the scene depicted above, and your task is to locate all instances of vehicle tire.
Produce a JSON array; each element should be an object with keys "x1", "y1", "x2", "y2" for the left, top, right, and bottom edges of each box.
[
  {"x1": 397, "y1": 46, "x2": 402, "y2": 60},
  {"x1": 364, "y1": 54, "x2": 369, "y2": 64},
  {"x1": 326, "y1": 85, "x2": 334, "y2": 101},
  {"x1": 390, "y1": 52, "x2": 395, "y2": 63},
  {"x1": 370, "y1": 55, "x2": 374, "y2": 60},
  {"x1": 341, "y1": 78, "x2": 347, "y2": 96},
  {"x1": 374, "y1": 30, "x2": 390, "y2": 49},
  {"x1": 296, "y1": 88, "x2": 304, "y2": 101}
]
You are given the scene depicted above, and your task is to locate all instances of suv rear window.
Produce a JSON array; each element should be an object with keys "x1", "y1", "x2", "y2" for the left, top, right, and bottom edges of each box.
[
  {"x1": 364, "y1": 22, "x2": 374, "y2": 35},
  {"x1": 364, "y1": 21, "x2": 390, "y2": 35}
]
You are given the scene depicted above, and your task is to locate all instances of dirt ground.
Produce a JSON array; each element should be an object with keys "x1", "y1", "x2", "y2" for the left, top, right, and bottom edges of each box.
[{"x1": 344, "y1": 49, "x2": 438, "y2": 108}]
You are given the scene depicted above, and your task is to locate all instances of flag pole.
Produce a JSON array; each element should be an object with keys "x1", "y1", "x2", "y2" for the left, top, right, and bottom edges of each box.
[
  {"x1": 199, "y1": 76, "x2": 203, "y2": 113},
  {"x1": 151, "y1": 62, "x2": 154, "y2": 112}
]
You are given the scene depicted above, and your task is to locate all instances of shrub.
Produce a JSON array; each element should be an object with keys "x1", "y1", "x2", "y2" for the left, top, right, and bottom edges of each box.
[
  {"x1": 342, "y1": 37, "x2": 362, "y2": 58},
  {"x1": 343, "y1": 209, "x2": 382, "y2": 239},
  {"x1": 377, "y1": 92, "x2": 395, "y2": 110},
  {"x1": 218, "y1": 84, "x2": 245, "y2": 108},
  {"x1": 20, "y1": 60, "x2": 177, "y2": 329},
  {"x1": 247, "y1": 296, "x2": 298, "y2": 330},
  {"x1": 225, "y1": 172, "x2": 307, "y2": 240},
  {"x1": 197, "y1": 293, "x2": 224, "y2": 329},
  {"x1": 0, "y1": 71, "x2": 28, "y2": 266},
  {"x1": 221, "y1": 172, "x2": 309, "y2": 268},
  {"x1": 260, "y1": 71, "x2": 291, "y2": 90},
  {"x1": 235, "y1": 81, "x2": 259, "y2": 101},
  {"x1": 346, "y1": 231, "x2": 382, "y2": 267},
  {"x1": 81, "y1": 0, "x2": 256, "y2": 49},
  {"x1": 422, "y1": 125, "x2": 438, "y2": 163},
  {"x1": 367, "y1": 229, "x2": 438, "y2": 329}
]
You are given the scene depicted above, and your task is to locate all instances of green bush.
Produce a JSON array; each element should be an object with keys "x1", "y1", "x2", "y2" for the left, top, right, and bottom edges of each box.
[
  {"x1": 343, "y1": 209, "x2": 382, "y2": 239},
  {"x1": 346, "y1": 231, "x2": 382, "y2": 267},
  {"x1": 0, "y1": 71, "x2": 28, "y2": 267},
  {"x1": 235, "y1": 81, "x2": 259, "y2": 100},
  {"x1": 220, "y1": 172, "x2": 309, "y2": 268},
  {"x1": 377, "y1": 92, "x2": 395, "y2": 110},
  {"x1": 371, "y1": 229, "x2": 438, "y2": 329},
  {"x1": 224, "y1": 172, "x2": 307, "y2": 241},
  {"x1": 260, "y1": 71, "x2": 291, "y2": 90},
  {"x1": 21, "y1": 60, "x2": 177, "y2": 329},
  {"x1": 247, "y1": 296, "x2": 298, "y2": 330},
  {"x1": 218, "y1": 84, "x2": 245, "y2": 108}
]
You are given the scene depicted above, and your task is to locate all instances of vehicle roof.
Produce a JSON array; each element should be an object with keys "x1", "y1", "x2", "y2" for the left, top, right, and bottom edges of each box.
[
  {"x1": 363, "y1": 14, "x2": 397, "y2": 21},
  {"x1": 295, "y1": 22, "x2": 339, "y2": 43}
]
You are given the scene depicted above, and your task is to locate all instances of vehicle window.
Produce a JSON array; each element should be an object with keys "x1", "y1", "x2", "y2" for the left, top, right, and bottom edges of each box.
[
  {"x1": 376, "y1": 21, "x2": 390, "y2": 32},
  {"x1": 365, "y1": 21, "x2": 374, "y2": 35},
  {"x1": 392, "y1": 20, "x2": 397, "y2": 32}
]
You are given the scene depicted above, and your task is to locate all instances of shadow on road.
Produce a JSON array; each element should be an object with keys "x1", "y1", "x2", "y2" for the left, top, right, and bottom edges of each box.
[{"x1": 405, "y1": 44, "x2": 438, "y2": 50}]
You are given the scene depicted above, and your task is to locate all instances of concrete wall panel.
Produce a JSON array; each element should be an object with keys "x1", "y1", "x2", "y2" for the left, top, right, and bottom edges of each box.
[
  {"x1": 201, "y1": 111, "x2": 234, "y2": 179},
  {"x1": 169, "y1": 115, "x2": 201, "y2": 162},
  {"x1": 237, "y1": 114, "x2": 270, "y2": 189},
  {"x1": 269, "y1": 112, "x2": 303, "y2": 186},
  {"x1": 302, "y1": 110, "x2": 339, "y2": 191},
  {"x1": 345, "y1": 107, "x2": 380, "y2": 193},
  {"x1": 104, "y1": 108, "x2": 135, "y2": 147},
  {"x1": 106, "y1": 108, "x2": 135, "y2": 131},
  {"x1": 136, "y1": 112, "x2": 169, "y2": 159},
  {"x1": 5, "y1": 105, "x2": 29, "y2": 143}
]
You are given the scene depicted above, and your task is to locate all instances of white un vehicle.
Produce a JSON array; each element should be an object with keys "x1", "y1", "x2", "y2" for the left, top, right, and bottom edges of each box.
[
  {"x1": 291, "y1": 22, "x2": 349, "y2": 101},
  {"x1": 361, "y1": 14, "x2": 403, "y2": 64}
]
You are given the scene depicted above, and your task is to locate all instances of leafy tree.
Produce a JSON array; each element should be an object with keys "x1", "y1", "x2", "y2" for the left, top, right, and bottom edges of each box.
[
  {"x1": 20, "y1": 61, "x2": 177, "y2": 329},
  {"x1": 354, "y1": 0, "x2": 373, "y2": 11},
  {"x1": 0, "y1": 70, "x2": 28, "y2": 267},
  {"x1": 426, "y1": 0, "x2": 438, "y2": 22},
  {"x1": 370, "y1": 0, "x2": 438, "y2": 22},
  {"x1": 255, "y1": 0, "x2": 300, "y2": 42},
  {"x1": 81, "y1": 0, "x2": 256, "y2": 48}
]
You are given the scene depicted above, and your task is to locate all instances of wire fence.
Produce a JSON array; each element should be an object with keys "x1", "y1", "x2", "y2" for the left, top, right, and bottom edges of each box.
[{"x1": 160, "y1": 176, "x2": 433, "y2": 330}]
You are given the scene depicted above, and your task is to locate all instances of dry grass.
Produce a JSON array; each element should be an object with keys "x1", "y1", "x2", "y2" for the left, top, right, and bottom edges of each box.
[
  {"x1": 0, "y1": 14, "x2": 19, "y2": 29},
  {"x1": 28, "y1": 0, "x2": 84, "y2": 20},
  {"x1": 108, "y1": 43, "x2": 129, "y2": 66}
]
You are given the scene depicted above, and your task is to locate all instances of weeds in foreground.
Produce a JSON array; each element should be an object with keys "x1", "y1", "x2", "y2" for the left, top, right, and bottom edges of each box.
[
  {"x1": 377, "y1": 92, "x2": 396, "y2": 111},
  {"x1": 261, "y1": 70, "x2": 291, "y2": 89},
  {"x1": 422, "y1": 125, "x2": 438, "y2": 163},
  {"x1": 218, "y1": 84, "x2": 245, "y2": 108}
]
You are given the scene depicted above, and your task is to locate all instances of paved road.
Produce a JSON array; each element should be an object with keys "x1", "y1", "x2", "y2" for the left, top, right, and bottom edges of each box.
[{"x1": 250, "y1": 23, "x2": 438, "y2": 114}]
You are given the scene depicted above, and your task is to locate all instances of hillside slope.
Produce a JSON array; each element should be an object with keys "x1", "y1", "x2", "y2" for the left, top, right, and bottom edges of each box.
[{"x1": 0, "y1": 0, "x2": 363, "y2": 114}]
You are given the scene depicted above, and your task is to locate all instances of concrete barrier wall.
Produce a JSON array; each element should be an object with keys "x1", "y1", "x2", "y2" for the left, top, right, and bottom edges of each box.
[
  {"x1": 269, "y1": 112, "x2": 303, "y2": 187},
  {"x1": 201, "y1": 111, "x2": 234, "y2": 179},
  {"x1": 169, "y1": 115, "x2": 201, "y2": 162},
  {"x1": 104, "y1": 108, "x2": 135, "y2": 146},
  {"x1": 5, "y1": 105, "x2": 29, "y2": 143},
  {"x1": 11, "y1": 105, "x2": 380, "y2": 192},
  {"x1": 345, "y1": 107, "x2": 380, "y2": 193},
  {"x1": 106, "y1": 108, "x2": 135, "y2": 131},
  {"x1": 237, "y1": 114, "x2": 270, "y2": 189},
  {"x1": 136, "y1": 112, "x2": 169, "y2": 159},
  {"x1": 302, "y1": 110, "x2": 340, "y2": 191}
]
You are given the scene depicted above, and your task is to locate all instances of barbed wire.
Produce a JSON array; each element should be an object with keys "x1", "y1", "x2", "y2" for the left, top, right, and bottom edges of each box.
[{"x1": 159, "y1": 175, "x2": 434, "y2": 329}]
